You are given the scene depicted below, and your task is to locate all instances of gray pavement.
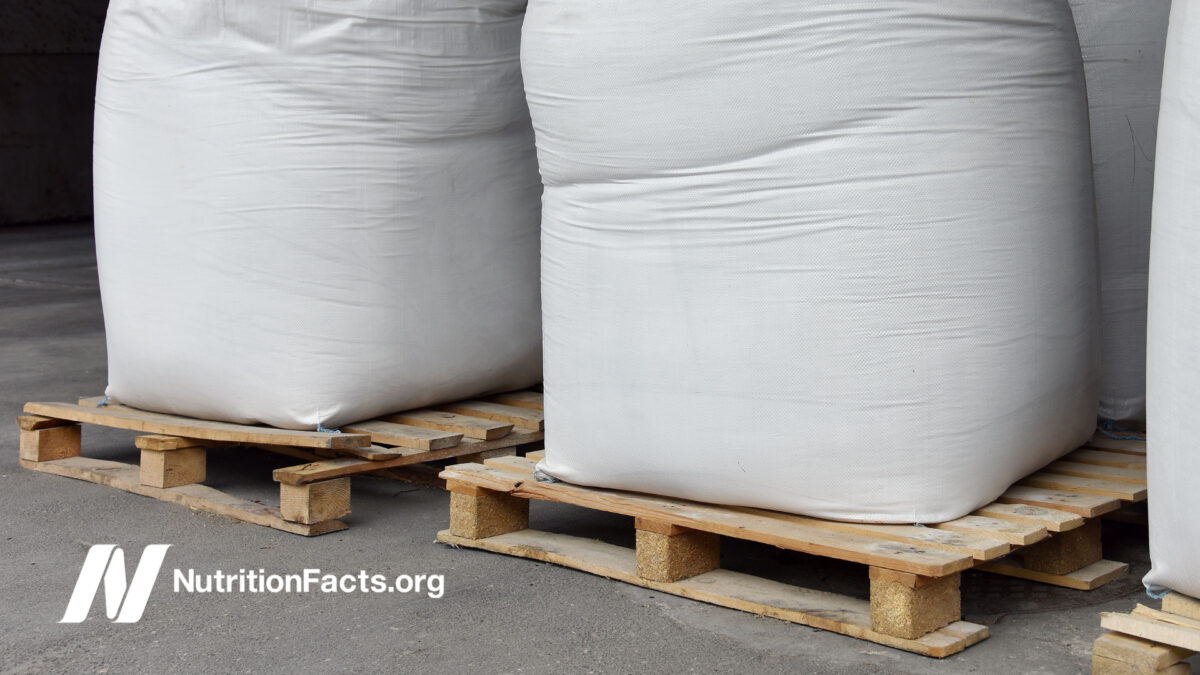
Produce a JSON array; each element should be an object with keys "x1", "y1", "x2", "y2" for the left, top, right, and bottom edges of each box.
[{"x1": 0, "y1": 222, "x2": 1187, "y2": 674}]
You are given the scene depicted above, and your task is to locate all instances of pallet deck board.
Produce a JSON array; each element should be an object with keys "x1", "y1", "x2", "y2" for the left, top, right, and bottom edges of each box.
[
  {"x1": 274, "y1": 429, "x2": 542, "y2": 485},
  {"x1": 486, "y1": 391, "x2": 544, "y2": 411},
  {"x1": 436, "y1": 401, "x2": 544, "y2": 431},
  {"x1": 1018, "y1": 472, "x2": 1147, "y2": 502},
  {"x1": 340, "y1": 420, "x2": 464, "y2": 451},
  {"x1": 931, "y1": 515, "x2": 1048, "y2": 546},
  {"x1": 1043, "y1": 460, "x2": 1146, "y2": 485},
  {"x1": 437, "y1": 528, "x2": 987, "y2": 658},
  {"x1": 25, "y1": 401, "x2": 370, "y2": 450},
  {"x1": 380, "y1": 409, "x2": 513, "y2": 440},
  {"x1": 442, "y1": 462, "x2": 973, "y2": 577},
  {"x1": 996, "y1": 485, "x2": 1121, "y2": 518},
  {"x1": 1063, "y1": 448, "x2": 1147, "y2": 470},
  {"x1": 21, "y1": 456, "x2": 346, "y2": 535},
  {"x1": 975, "y1": 559, "x2": 1129, "y2": 591},
  {"x1": 971, "y1": 502, "x2": 1085, "y2": 532}
]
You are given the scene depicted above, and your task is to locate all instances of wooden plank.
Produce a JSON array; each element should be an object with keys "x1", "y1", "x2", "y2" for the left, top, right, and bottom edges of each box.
[
  {"x1": 135, "y1": 435, "x2": 203, "y2": 451},
  {"x1": 273, "y1": 429, "x2": 543, "y2": 485},
  {"x1": 973, "y1": 502, "x2": 1084, "y2": 532},
  {"x1": 340, "y1": 420, "x2": 463, "y2": 451},
  {"x1": 381, "y1": 409, "x2": 512, "y2": 440},
  {"x1": 1044, "y1": 461, "x2": 1146, "y2": 485},
  {"x1": 525, "y1": 449, "x2": 546, "y2": 461},
  {"x1": 437, "y1": 529, "x2": 986, "y2": 658},
  {"x1": 976, "y1": 559, "x2": 1128, "y2": 591},
  {"x1": 932, "y1": 515, "x2": 1047, "y2": 547},
  {"x1": 1092, "y1": 653, "x2": 1188, "y2": 675},
  {"x1": 997, "y1": 485, "x2": 1121, "y2": 518},
  {"x1": 484, "y1": 455, "x2": 1012, "y2": 560},
  {"x1": 20, "y1": 456, "x2": 344, "y2": 536},
  {"x1": 25, "y1": 401, "x2": 370, "y2": 450},
  {"x1": 1086, "y1": 433, "x2": 1147, "y2": 455},
  {"x1": 440, "y1": 463, "x2": 973, "y2": 577},
  {"x1": 1019, "y1": 472, "x2": 1146, "y2": 502},
  {"x1": 486, "y1": 390, "x2": 544, "y2": 411},
  {"x1": 485, "y1": 454, "x2": 1009, "y2": 561},
  {"x1": 1134, "y1": 605, "x2": 1200, "y2": 632},
  {"x1": 16, "y1": 414, "x2": 73, "y2": 431},
  {"x1": 1093, "y1": 632, "x2": 1195, "y2": 672},
  {"x1": 331, "y1": 444, "x2": 404, "y2": 461},
  {"x1": 1064, "y1": 449, "x2": 1147, "y2": 470},
  {"x1": 437, "y1": 400, "x2": 544, "y2": 431},
  {"x1": 1102, "y1": 610, "x2": 1200, "y2": 652}
]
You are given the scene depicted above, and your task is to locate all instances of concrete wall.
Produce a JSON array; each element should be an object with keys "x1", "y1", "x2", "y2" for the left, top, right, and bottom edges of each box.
[{"x1": 1, "y1": 2, "x2": 109, "y2": 225}]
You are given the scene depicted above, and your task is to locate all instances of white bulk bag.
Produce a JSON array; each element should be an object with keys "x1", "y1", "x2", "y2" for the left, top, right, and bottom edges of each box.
[
  {"x1": 530, "y1": 0, "x2": 1101, "y2": 523},
  {"x1": 93, "y1": 0, "x2": 542, "y2": 430},
  {"x1": 1068, "y1": 0, "x2": 1172, "y2": 423},
  {"x1": 1145, "y1": 0, "x2": 1200, "y2": 600}
]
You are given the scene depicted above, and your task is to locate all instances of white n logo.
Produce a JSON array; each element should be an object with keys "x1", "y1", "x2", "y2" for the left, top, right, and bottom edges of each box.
[{"x1": 60, "y1": 545, "x2": 171, "y2": 623}]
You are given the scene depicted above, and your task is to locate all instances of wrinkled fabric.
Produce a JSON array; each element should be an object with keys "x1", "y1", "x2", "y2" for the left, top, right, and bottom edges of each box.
[
  {"x1": 1069, "y1": 0, "x2": 1171, "y2": 423},
  {"x1": 1145, "y1": 0, "x2": 1200, "y2": 600},
  {"x1": 531, "y1": 0, "x2": 1100, "y2": 523},
  {"x1": 93, "y1": 0, "x2": 542, "y2": 430}
]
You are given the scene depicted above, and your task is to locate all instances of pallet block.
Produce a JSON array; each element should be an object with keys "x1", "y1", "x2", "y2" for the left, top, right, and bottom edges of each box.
[
  {"x1": 18, "y1": 417, "x2": 81, "y2": 462},
  {"x1": 635, "y1": 518, "x2": 720, "y2": 583}
]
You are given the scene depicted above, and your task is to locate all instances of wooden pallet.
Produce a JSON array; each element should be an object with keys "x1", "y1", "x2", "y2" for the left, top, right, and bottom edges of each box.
[
  {"x1": 975, "y1": 430, "x2": 1146, "y2": 590},
  {"x1": 16, "y1": 391, "x2": 544, "y2": 535},
  {"x1": 1093, "y1": 594, "x2": 1199, "y2": 674},
  {"x1": 435, "y1": 432, "x2": 1146, "y2": 658}
]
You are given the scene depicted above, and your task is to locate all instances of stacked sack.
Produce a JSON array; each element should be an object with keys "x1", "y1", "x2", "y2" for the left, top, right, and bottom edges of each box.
[
  {"x1": 529, "y1": 0, "x2": 1100, "y2": 523},
  {"x1": 1068, "y1": 0, "x2": 1172, "y2": 424},
  {"x1": 93, "y1": 0, "x2": 542, "y2": 430},
  {"x1": 1145, "y1": 0, "x2": 1200, "y2": 601}
]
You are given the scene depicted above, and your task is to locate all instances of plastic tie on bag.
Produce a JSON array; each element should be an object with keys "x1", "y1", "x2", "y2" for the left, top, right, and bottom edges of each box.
[{"x1": 1146, "y1": 586, "x2": 1172, "y2": 600}]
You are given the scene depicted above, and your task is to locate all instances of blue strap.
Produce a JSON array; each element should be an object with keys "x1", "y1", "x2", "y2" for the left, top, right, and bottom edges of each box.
[
  {"x1": 1097, "y1": 420, "x2": 1146, "y2": 441},
  {"x1": 1147, "y1": 586, "x2": 1172, "y2": 600},
  {"x1": 96, "y1": 396, "x2": 110, "y2": 408},
  {"x1": 316, "y1": 423, "x2": 340, "y2": 434}
]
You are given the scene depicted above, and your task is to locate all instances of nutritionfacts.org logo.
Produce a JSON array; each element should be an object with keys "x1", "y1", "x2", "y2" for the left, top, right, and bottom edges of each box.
[{"x1": 60, "y1": 545, "x2": 445, "y2": 623}]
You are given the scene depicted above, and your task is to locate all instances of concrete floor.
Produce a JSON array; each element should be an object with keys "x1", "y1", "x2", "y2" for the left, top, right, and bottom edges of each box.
[{"x1": 0, "y1": 222, "x2": 1187, "y2": 674}]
